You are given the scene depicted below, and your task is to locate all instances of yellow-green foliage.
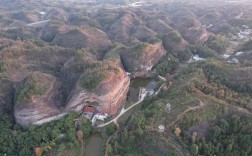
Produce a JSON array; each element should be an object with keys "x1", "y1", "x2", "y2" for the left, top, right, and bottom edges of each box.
[
  {"x1": 104, "y1": 45, "x2": 123, "y2": 60},
  {"x1": 16, "y1": 74, "x2": 47, "y2": 105},
  {"x1": 79, "y1": 62, "x2": 120, "y2": 92}
]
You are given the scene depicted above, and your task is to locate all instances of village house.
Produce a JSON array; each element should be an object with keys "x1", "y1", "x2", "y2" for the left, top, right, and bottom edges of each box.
[
  {"x1": 82, "y1": 106, "x2": 108, "y2": 125},
  {"x1": 138, "y1": 81, "x2": 158, "y2": 100},
  {"x1": 82, "y1": 106, "x2": 96, "y2": 120},
  {"x1": 227, "y1": 58, "x2": 240, "y2": 64},
  {"x1": 146, "y1": 81, "x2": 158, "y2": 95},
  {"x1": 192, "y1": 54, "x2": 205, "y2": 62},
  {"x1": 91, "y1": 113, "x2": 108, "y2": 125},
  {"x1": 158, "y1": 125, "x2": 165, "y2": 132}
]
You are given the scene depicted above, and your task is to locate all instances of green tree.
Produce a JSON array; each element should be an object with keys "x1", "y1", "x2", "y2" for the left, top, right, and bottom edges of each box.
[{"x1": 190, "y1": 143, "x2": 199, "y2": 156}]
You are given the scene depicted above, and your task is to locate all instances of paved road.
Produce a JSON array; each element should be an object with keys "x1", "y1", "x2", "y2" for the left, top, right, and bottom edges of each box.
[
  {"x1": 97, "y1": 80, "x2": 167, "y2": 128},
  {"x1": 97, "y1": 98, "x2": 144, "y2": 128},
  {"x1": 27, "y1": 20, "x2": 50, "y2": 27},
  {"x1": 1, "y1": 19, "x2": 50, "y2": 31},
  {"x1": 155, "y1": 83, "x2": 166, "y2": 95}
]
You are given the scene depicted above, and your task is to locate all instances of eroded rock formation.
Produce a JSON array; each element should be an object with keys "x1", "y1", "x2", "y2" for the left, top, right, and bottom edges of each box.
[
  {"x1": 65, "y1": 60, "x2": 130, "y2": 115},
  {"x1": 14, "y1": 72, "x2": 63, "y2": 126},
  {"x1": 120, "y1": 42, "x2": 166, "y2": 77}
]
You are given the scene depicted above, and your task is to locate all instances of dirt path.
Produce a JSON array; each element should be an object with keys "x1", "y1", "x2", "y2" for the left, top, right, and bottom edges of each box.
[
  {"x1": 98, "y1": 80, "x2": 167, "y2": 128},
  {"x1": 80, "y1": 142, "x2": 84, "y2": 156},
  {"x1": 235, "y1": 10, "x2": 244, "y2": 19},
  {"x1": 168, "y1": 101, "x2": 205, "y2": 128},
  {"x1": 104, "y1": 121, "x2": 120, "y2": 156},
  {"x1": 194, "y1": 89, "x2": 252, "y2": 116},
  {"x1": 97, "y1": 98, "x2": 144, "y2": 128}
]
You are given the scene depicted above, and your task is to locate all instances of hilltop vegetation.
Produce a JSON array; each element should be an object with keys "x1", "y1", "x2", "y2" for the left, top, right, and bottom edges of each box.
[
  {"x1": 15, "y1": 73, "x2": 49, "y2": 106},
  {"x1": 0, "y1": 0, "x2": 252, "y2": 155},
  {"x1": 0, "y1": 113, "x2": 94, "y2": 156}
]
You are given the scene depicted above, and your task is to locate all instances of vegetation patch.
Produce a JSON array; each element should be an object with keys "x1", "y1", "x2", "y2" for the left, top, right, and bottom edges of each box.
[
  {"x1": 16, "y1": 73, "x2": 50, "y2": 105},
  {"x1": 0, "y1": 113, "x2": 94, "y2": 156},
  {"x1": 181, "y1": 113, "x2": 252, "y2": 156},
  {"x1": 237, "y1": 39, "x2": 252, "y2": 52},
  {"x1": 154, "y1": 54, "x2": 179, "y2": 76},
  {"x1": 79, "y1": 62, "x2": 120, "y2": 92}
]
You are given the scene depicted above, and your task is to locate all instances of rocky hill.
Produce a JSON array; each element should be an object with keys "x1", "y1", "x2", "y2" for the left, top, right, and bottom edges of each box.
[
  {"x1": 65, "y1": 59, "x2": 130, "y2": 115},
  {"x1": 0, "y1": 0, "x2": 251, "y2": 128},
  {"x1": 52, "y1": 27, "x2": 112, "y2": 49},
  {"x1": 14, "y1": 72, "x2": 62, "y2": 126},
  {"x1": 1, "y1": 0, "x2": 252, "y2": 156},
  {"x1": 120, "y1": 42, "x2": 166, "y2": 77},
  {"x1": 11, "y1": 12, "x2": 40, "y2": 23}
]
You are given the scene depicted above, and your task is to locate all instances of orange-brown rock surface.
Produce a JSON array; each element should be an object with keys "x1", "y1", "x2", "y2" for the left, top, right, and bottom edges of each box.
[
  {"x1": 65, "y1": 60, "x2": 130, "y2": 115},
  {"x1": 14, "y1": 72, "x2": 63, "y2": 126},
  {"x1": 52, "y1": 27, "x2": 112, "y2": 49},
  {"x1": 120, "y1": 42, "x2": 166, "y2": 77}
]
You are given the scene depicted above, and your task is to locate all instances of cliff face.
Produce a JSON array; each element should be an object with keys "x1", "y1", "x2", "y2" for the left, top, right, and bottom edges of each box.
[
  {"x1": 65, "y1": 60, "x2": 130, "y2": 115},
  {"x1": 109, "y1": 12, "x2": 157, "y2": 42},
  {"x1": 0, "y1": 80, "x2": 13, "y2": 116},
  {"x1": 12, "y1": 49, "x2": 130, "y2": 125},
  {"x1": 14, "y1": 72, "x2": 62, "y2": 126},
  {"x1": 162, "y1": 30, "x2": 188, "y2": 52},
  {"x1": 120, "y1": 42, "x2": 166, "y2": 77},
  {"x1": 12, "y1": 12, "x2": 40, "y2": 23}
]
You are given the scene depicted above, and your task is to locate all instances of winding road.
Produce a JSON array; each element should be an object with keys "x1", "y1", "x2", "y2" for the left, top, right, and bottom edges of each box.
[
  {"x1": 97, "y1": 98, "x2": 144, "y2": 128},
  {"x1": 97, "y1": 80, "x2": 166, "y2": 128},
  {"x1": 1, "y1": 19, "x2": 50, "y2": 31}
]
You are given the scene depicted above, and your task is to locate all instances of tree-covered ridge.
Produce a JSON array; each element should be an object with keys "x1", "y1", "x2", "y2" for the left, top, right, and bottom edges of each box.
[
  {"x1": 205, "y1": 35, "x2": 229, "y2": 55},
  {"x1": 154, "y1": 54, "x2": 179, "y2": 76},
  {"x1": 237, "y1": 39, "x2": 252, "y2": 52},
  {"x1": 77, "y1": 59, "x2": 121, "y2": 92},
  {"x1": 0, "y1": 112, "x2": 93, "y2": 156},
  {"x1": 189, "y1": 114, "x2": 252, "y2": 156},
  {"x1": 203, "y1": 61, "x2": 252, "y2": 94}
]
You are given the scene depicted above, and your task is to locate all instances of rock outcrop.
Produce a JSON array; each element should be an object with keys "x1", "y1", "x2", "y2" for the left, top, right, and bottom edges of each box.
[
  {"x1": 65, "y1": 60, "x2": 130, "y2": 115},
  {"x1": 120, "y1": 42, "x2": 166, "y2": 77},
  {"x1": 12, "y1": 12, "x2": 40, "y2": 23},
  {"x1": 7, "y1": 43, "x2": 131, "y2": 125},
  {"x1": 170, "y1": 8, "x2": 211, "y2": 44},
  {"x1": 40, "y1": 19, "x2": 70, "y2": 42},
  {"x1": 176, "y1": 17, "x2": 211, "y2": 43},
  {"x1": 108, "y1": 12, "x2": 155, "y2": 43},
  {"x1": 162, "y1": 30, "x2": 188, "y2": 52},
  {"x1": 52, "y1": 27, "x2": 112, "y2": 49},
  {"x1": 14, "y1": 72, "x2": 62, "y2": 126}
]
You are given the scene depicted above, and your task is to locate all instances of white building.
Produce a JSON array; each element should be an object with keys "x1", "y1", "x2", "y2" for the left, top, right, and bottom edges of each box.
[
  {"x1": 158, "y1": 125, "x2": 165, "y2": 132},
  {"x1": 223, "y1": 54, "x2": 230, "y2": 59},
  {"x1": 227, "y1": 58, "x2": 240, "y2": 64},
  {"x1": 192, "y1": 54, "x2": 205, "y2": 61},
  {"x1": 235, "y1": 52, "x2": 244, "y2": 56}
]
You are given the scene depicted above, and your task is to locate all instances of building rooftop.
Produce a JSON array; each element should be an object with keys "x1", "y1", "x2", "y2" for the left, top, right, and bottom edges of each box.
[
  {"x1": 158, "y1": 125, "x2": 165, "y2": 131},
  {"x1": 146, "y1": 81, "x2": 158, "y2": 90},
  {"x1": 83, "y1": 106, "x2": 96, "y2": 113}
]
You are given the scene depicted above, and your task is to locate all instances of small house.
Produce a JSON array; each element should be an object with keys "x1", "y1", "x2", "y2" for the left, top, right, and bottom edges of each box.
[
  {"x1": 83, "y1": 106, "x2": 96, "y2": 120},
  {"x1": 235, "y1": 52, "x2": 244, "y2": 56},
  {"x1": 158, "y1": 125, "x2": 165, "y2": 132},
  {"x1": 192, "y1": 54, "x2": 205, "y2": 61},
  {"x1": 227, "y1": 58, "x2": 239, "y2": 64},
  {"x1": 223, "y1": 54, "x2": 230, "y2": 59},
  {"x1": 146, "y1": 81, "x2": 158, "y2": 95},
  {"x1": 94, "y1": 113, "x2": 108, "y2": 121}
]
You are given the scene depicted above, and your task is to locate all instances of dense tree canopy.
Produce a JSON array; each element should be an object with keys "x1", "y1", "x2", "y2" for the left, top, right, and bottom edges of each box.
[{"x1": 0, "y1": 113, "x2": 93, "y2": 156}]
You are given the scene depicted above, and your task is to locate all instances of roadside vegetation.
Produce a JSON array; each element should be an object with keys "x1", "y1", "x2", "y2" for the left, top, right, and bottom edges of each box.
[
  {"x1": 0, "y1": 113, "x2": 93, "y2": 156},
  {"x1": 106, "y1": 59, "x2": 252, "y2": 156}
]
